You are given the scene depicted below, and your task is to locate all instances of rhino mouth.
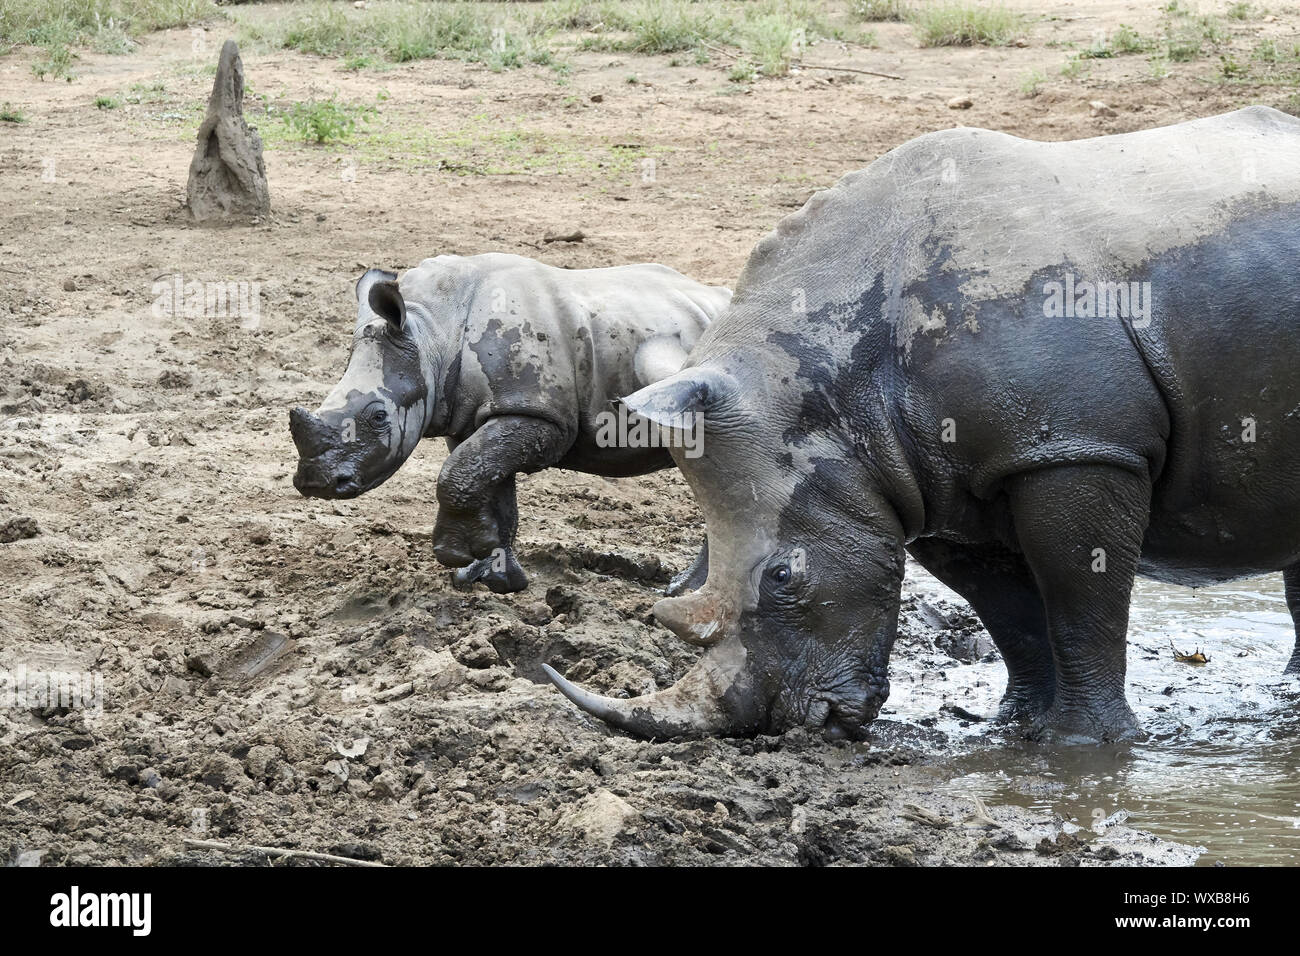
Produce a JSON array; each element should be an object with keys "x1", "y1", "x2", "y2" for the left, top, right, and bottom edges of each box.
[
  {"x1": 293, "y1": 458, "x2": 401, "y2": 499},
  {"x1": 780, "y1": 670, "x2": 891, "y2": 742}
]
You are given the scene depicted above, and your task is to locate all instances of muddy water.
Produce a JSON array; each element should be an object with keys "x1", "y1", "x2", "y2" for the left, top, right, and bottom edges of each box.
[{"x1": 887, "y1": 564, "x2": 1300, "y2": 865}]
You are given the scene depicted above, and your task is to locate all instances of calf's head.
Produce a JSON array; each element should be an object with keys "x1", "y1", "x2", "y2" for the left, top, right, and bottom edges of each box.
[
  {"x1": 291, "y1": 269, "x2": 441, "y2": 499},
  {"x1": 545, "y1": 359, "x2": 907, "y2": 741}
]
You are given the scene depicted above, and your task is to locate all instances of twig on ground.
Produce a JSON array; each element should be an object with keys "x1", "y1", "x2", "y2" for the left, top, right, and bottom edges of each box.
[{"x1": 184, "y1": 838, "x2": 387, "y2": 867}]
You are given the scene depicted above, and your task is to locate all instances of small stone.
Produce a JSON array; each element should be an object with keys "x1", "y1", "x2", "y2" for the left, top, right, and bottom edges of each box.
[
  {"x1": 62, "y1": 278, "x2": 77, "y2": 291},
  {"x1": 197, "y1": 753, "x2": 248, "y2": 792},
  {"x1": 590, "y1": 93, "x2": 604, "y2": 103},
  {"x1": 521, "y1": 601, "x2": 552, "y2": 626},
  {"x1": 543, "y1": 227, "x2": 586, "y2": 243},
  {"x1": 370, "y1": 768, "x2": 407, "y2": 799},
  {"x1": 559, "y1": 789, "x2": 640, "y2": 846},
  {"x1": 1090, "y1": 100, "x2": 1117, "y2": 118},
  {"x1": 452, "y1": 632, "x2": 500, "y2": 668},
  {"x1": 884, "y1": 845, "x2": 916, "y2": 866},
  {"x1": 947, "y1": 95, "x2": 973, "y2": 110},
  {"x1": 0, "y1": 517, "x2": 40, "y2": 544}
]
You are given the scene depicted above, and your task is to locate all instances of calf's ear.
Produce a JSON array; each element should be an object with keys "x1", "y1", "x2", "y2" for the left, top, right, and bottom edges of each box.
[
  {"x1": 368, "y1": 280, "x2": 407, "y2": 331},
  {"x1": 621, "y1": 367, "x2": 738, "y2": 428},
  {"x1": 354, "y1": 268, "x2": 398, "y2": 326}
]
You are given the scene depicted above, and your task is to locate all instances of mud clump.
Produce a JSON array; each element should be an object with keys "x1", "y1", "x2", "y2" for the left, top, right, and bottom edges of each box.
[{"x1": 185, "y1": 40, "x2": 270, "y2": 224}]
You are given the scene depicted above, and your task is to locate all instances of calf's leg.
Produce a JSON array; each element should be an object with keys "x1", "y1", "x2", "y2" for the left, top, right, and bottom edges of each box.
[
  {"x1": 433, "y1": 415, "x2": 570, "y2": 590},
  {"x1": 450, "y1": 477, "x2": 529, "y2": 593}
]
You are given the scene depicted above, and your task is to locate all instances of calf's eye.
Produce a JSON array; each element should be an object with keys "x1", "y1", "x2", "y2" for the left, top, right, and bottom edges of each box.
[{"x1": 770, "y1": 565, "x2": 791, "y2": 584}]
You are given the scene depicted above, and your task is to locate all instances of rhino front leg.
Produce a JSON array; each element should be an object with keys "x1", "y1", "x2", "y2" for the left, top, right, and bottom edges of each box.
[
  {"x1": 433, "y1": 415, "x2": 570, "y2": 588},
  {"x1": 449, "y1": 477, "x2": 530, "y2": 594},
  {"x1": 1008, "y1": 465, "x2": 1150, "y2": 742},
  {"x1": 906, "y1": 538, "x2": 1055, "y2": 722},
  {"x1": 1282, "y1": 566, "x2": 1300, "y2": 674}
]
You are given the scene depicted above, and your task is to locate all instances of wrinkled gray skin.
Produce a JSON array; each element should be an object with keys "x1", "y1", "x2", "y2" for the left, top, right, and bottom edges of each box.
[
  {"x1": 545, "y1": 106, "x2": 1300, "y2": 743},
  {"x1": 291, "y1": 254, "x2": 730, "y2": 593}
]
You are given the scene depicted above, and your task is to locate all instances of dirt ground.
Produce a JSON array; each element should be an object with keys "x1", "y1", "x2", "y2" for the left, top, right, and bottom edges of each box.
[{"x1": 1, "y1": 1, "x2": 1290, "y2": 865}]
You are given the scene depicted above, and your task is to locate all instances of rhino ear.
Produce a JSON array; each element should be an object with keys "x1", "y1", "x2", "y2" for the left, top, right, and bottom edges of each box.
[
  {"x1": 622, "y1": 367, "x2": 737, "y2": 429},
  {"x1": 368, "y1": 280, "x2": 406, "y2": 331},
  {"x1": 355, "y1": 268, "x2": 398, "y2": 325}
]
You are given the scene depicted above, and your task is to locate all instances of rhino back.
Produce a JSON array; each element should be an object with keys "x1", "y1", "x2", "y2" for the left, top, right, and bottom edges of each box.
[
  {"x1": 695, "y1": 106, "x2": 1300, "y2": 539},
  {"x1": 403, "y1": 253, "x2": 726, "y2": 443}
]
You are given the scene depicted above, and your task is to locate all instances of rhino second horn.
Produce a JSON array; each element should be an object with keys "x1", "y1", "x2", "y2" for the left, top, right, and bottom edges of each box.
[
  {"x1": 542, "y1": 643, "x2": 747, "y2": 738},
  {"x1": 652, "y1": 591, "x2": 727, "y2": 647}
]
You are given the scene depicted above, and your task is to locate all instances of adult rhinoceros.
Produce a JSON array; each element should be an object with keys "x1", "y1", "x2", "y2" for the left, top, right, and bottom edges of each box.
[{"x1": 545, "y1": 106, "x2": 1300, "y2": 742}]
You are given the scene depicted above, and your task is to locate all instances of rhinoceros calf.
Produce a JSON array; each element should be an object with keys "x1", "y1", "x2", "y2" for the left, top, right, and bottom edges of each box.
[
  {"x1": 546, "y1": 106, "x2": 1300, "y2": 743},
  {"x1": 291, "y1": 253, "x2": 730, "y2": 592}
]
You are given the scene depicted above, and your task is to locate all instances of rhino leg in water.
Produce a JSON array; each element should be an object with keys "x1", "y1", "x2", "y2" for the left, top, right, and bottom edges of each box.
[
  {"x1": 449, "y1": 477, "x2": 528, "y2": 594},
  {"x1": 1008, "y1": 465, "x2": 1150, "y2": 739},
  {"x1": 906, "y1": 539, "x2": 1055, "y2": 722},
  {"x1": 665, "y1": 539, "x2": 709, "y2": 597},
  {"x1": 433, "y1": 415, "x2": 570, "y2": 592},
  {"x1": 1283, "y1": 566, "x2": 1300, "y2": 674}
]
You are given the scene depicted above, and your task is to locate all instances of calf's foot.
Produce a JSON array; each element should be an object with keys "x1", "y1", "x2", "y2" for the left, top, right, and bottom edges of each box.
[
  {"x1": 450, "y1": 549, "x2": 529, "y2": 594},
  {"x1": 432, "y1": 505, "x2": 501, "y2": 567}
]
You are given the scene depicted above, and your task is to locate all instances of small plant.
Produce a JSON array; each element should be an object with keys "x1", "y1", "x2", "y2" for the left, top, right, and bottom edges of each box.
[
  {"x1": 1112, "y1": 24, "x2": 1147, "y2": 54},
  {"x1": 728, "y1": 59, "x2": 758, "y2": 83},
  {"x1": 1060, "y1": 54, "x2": 1089, "y2": 79},
  {"x1": 1219, "y1": 54, "x2": 1245, "y2": 78},
  {"x1": 625, "y1": 74, "x2": 639, "y2": 85},
  {"x1": 1148, "y1": 55, "x2": 1171, "y2": 79},
  {"x1": 0, "y1": 103, "x2": 25, "y2": 123},
  {"x1": 32, "y1": 42, "x2": 74, "y2": 81},
  {"x1": 851, "y1": 0, "x2": 910, "y2": 21},
  {"x1": 1226, "y1": 2, "x2": 1252, "y2": 20},
  {"x1": 911, "y1": 2, "x2": 1022, "y2": 47},
  {"x1": 282, "y1": 97, "x2": 375, "y2": 144},
  {"x1": 1019, "y1": 69, "x2": 1044, "y2": 97},
  {"x1": 94, "y1": 95, "x2": 119, "y2": 109}
]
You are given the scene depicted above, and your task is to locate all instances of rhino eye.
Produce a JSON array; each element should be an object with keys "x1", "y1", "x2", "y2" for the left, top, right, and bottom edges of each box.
[
  {"x1": 367, "y1": 407, "x2": 389, "y2": 426},
  {"x1": 769, "y1": 565, "x2": 791, "y2": 584}
]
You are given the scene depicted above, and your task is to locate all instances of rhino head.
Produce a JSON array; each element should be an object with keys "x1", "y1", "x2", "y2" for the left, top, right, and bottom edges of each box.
[
  {"x1": 544, "y1": 357, "x2": 909, "y2": 741},
  {"x1": 291, "y1": 269, "x2": 451, "y2": 499}
]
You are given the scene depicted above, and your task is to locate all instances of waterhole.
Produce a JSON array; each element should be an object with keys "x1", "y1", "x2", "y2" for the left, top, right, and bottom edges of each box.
[{"x1": 887, "y1": 564, "x2": 1300, "y2": 866}]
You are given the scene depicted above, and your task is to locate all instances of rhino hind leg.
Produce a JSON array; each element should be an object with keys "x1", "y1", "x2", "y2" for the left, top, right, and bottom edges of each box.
[
  {"x1": 1282, "y1": 566, "x2": 1300, "y2": 674},
  {"x1": 665, "y1": 538, "x2": 709, "y2": 597},
  {"x1": 906, "y1": 538, "x2": 1055, "y2": 722},
  {"x1": 1007, "y1": 464, "x2": 1150, "y2": 742}
]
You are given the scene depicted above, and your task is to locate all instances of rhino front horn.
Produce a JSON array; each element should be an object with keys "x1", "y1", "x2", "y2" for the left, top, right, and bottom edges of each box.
[{"x1": 542, "y1": 637, "x2": 753, "y2": 739}]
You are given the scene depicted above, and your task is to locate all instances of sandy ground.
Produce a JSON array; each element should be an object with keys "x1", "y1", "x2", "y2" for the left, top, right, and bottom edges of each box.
[{"x1": 2, "y1": 0, "x2": 1292, "y2": 865}]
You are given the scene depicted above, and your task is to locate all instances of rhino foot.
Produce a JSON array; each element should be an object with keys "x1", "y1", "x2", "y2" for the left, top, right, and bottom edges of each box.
[
  {"x1": 1027, "y1": 699, "x2": 1143, "y2": 744},
  {"x1": 995, "y1": 680, "x2": 1055, "y2": 725},
  {"x1": 450, "y1": 550, "x2": 529, "y2": 594},
  {"x1": 433, "y1": 506, "x2": 501, "y2": 567},
  {"x1": 1285, "y1": 647, "x2": 1300, "y2": 675}
]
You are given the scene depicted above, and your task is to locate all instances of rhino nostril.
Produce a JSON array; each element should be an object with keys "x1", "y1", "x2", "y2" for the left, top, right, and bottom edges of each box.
[{"x1": 335, "y1": 472, "x2": 356, "y2": 491}]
